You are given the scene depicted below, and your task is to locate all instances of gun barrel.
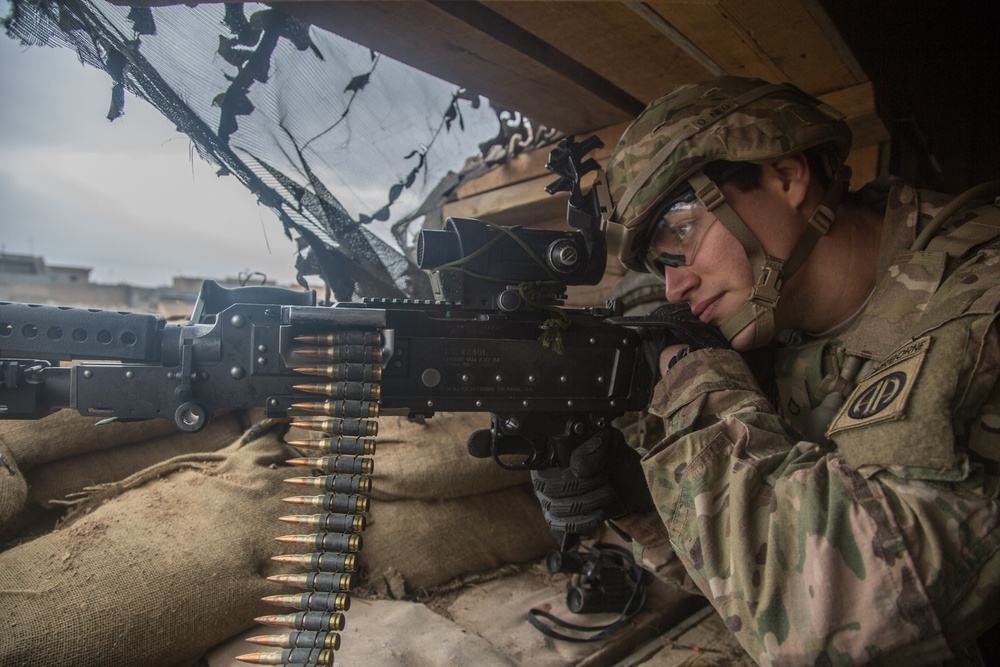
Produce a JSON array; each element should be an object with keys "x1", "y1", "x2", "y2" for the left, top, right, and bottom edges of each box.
[{"x1": 1, "y1": 301, "x2": 165, "y2": 362}]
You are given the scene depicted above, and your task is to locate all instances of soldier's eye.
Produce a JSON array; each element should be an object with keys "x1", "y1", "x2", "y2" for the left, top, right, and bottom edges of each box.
[
  {"x1": 670, "y1": 221, "x2": 694, "y2": 241},
  {"x1": 652, "y1": 252, "x2": 686, "y2": 271}
]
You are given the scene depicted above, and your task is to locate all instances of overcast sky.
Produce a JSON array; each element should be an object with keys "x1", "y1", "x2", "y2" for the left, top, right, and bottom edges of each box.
[{"x1": 0, "y1": 1, "x2": 300, "y2": 288}]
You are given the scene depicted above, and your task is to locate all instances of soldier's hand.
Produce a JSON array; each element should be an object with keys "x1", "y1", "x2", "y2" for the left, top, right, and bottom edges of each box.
[
  {"x1": 530, "y1": 428, "x2": 654, "y2": 535},
  {"x1": 659, "y1": 343, "x2": 688, "y2": 375}
]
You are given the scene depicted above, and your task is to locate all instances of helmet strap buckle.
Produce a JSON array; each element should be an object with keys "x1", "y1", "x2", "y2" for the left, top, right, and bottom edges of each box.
[
  {"x1": 693, "y1": 178, "x2": 725, "y2": 212},
  {"x1": 748, "y1": 259, "x2": 783, "y2": 309},
  {"x1": 809, "y1": 203, "x2": 834, "y2": 236}
]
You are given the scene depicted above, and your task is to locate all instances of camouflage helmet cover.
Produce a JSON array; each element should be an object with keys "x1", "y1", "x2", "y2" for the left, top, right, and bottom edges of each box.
[{"x1": 605, "y1": 76, "x2": 853, "y2": 271}]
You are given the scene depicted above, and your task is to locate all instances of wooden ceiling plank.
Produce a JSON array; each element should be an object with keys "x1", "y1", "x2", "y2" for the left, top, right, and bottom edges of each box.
[
  {"x1": 271, "y1": 1, "x2": 632, "y2": 133},
  {"x1": 715, "y1": 0, "x2": 859, "y2": 93},
  {"x1": 799, "y1": 0, "x2": 868, "y2": 82},
  {"x1": 480, "y1": 1, "x2": 714, "y2": 104},
  {"x1": 646, "y1": 0, "x2": 858, "y2": 94},
  {"x1": 433, "y1": 2, "x2": 645, "y2": 116},
  {"x1": 624, "y1": 1, "x2": 726, "y2": 77},
  {"x1": 645, "y1": 0, "x2": 789, "y2": 82}
]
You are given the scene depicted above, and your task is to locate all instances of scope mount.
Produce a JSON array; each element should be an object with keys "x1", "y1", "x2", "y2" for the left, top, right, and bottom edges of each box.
[{"x1": 417, "y1": 135, "x2": 609, "y2": 311}]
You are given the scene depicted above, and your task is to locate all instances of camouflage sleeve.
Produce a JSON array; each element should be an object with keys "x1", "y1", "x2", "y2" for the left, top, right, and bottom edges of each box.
[{"x1": 643, "y1": 347, "x2": 998, "y2": 665}]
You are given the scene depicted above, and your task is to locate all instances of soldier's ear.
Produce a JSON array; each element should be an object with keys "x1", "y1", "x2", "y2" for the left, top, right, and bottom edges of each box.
[{"x1": 769, "y1": 154, "x2": 810, "y2": 208}]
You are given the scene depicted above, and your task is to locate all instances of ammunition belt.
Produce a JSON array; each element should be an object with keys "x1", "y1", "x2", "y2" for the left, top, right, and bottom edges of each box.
[{"x1": 239, "y1": 329, "x2": 383, "y2": 666}]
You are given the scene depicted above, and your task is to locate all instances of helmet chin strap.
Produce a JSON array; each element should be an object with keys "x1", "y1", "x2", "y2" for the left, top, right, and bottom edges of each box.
[{"x1": 686, "y1": 165, "x2": 850, "y2": 348}]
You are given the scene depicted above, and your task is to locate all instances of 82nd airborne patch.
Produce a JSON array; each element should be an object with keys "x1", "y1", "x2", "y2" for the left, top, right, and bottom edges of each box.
[{"x1": 827, "y1": 336, "x2": 932, "y2": 436}]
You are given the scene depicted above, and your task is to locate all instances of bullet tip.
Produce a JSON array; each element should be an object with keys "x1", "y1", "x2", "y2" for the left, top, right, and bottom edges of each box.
[{"x1": 243, "y1": 635, "x2": 271, "y2": 646}]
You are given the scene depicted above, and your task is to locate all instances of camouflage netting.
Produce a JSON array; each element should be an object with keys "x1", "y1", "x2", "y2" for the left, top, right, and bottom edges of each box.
[{"x1": 2, "y1": 0, "x2": 561, "y2": 302}]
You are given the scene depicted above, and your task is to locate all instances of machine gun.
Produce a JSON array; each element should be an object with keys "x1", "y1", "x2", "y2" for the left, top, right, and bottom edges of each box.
[
  {"x1": 0, "y1": 280, "x2": 657, "y2": 465},
  {"x1": 0, "y1": 136, "x2": 722, "y2": 651}
]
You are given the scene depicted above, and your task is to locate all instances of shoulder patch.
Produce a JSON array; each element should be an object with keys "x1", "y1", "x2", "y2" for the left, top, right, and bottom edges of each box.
[{"x1": 828, "y1": 337, "x2": 932, "y2": 435}]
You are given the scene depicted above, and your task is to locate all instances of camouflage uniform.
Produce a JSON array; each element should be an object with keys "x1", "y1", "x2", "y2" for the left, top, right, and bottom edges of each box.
[{"x1": 642, "y1": 178, "x2": 1000, "y2": 665}]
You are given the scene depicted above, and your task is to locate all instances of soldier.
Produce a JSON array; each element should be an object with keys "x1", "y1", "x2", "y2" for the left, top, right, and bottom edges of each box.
[{"x1": 534, "y1": 76, "x2": 1000, "y2": 664}]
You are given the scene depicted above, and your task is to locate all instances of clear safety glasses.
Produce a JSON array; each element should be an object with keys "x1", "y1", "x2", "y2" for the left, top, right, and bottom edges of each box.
[{"x1": 644, "y1": 190, "x2": 718, "y2": 274}]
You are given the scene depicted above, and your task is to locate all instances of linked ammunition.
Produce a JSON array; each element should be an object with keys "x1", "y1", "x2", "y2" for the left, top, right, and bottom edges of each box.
[
  {"x1": 291, "y1": 399, "x2": 379, "y2": 419},
  {"x1": 285, "y1": 438, "x2": 376, "y2": 456},
  {"x1": 254, "y1": 612, "x2": 346, "y2": 631},
  {"x1": 282, "y1": 495, "x2": 370, "y2": 513},
  {"x1": 292, "y1": 363, "x2": 382, "y2": 382},
  {"x1": 290, "y1": 419, "x2": 378, "y2": 438},
  {"x1": 271, "y1": 553, "x2": 356, "y2": 573},
  {"x1": 236, "y1": 647, "x2": 333, "y2": 665},
  {"x1": 268, "y1": 572, "x2": 353, "y2": 593},
  {"x1": 262, "y1": 592, "x2": 351, "y2": 612},
  {"x1": 279, "y1": 513, "x2": 366, "y2": 533},
  {"x1": 275, "y1": 533, "x2": 362, "y2": 553},
  {"x1": 295, "y1": 331, "x2": 382, "y2": 347},
  {"x1": 283, "y1": 475, "x2": 372, "y2": 495},
  {"x1": 246, "y1": 631, "x2": 342, "y2": 649},
  {"x1": 295, "y1": 344, "x2": 382, "y2": 364},
  {"x1": 286, "y1": 456, "x2": 374, "y2": 475},
  {"x1": 293, "y1": 381, "x2": 381, "y2": 401}
]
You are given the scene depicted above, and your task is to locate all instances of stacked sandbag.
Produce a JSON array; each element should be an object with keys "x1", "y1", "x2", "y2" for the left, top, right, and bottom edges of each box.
[
  {"x1": 0, "y1": 409, "x2": 181, "y2": 473},
  {"x1": 0, "y1": 410, "x2": 248, "y2": 542},
  {"x1": 25, "y1": 411, "x2": 246, "y2": 510},
  {"x1": 0, "y1": 426, "x2": 294, "y2": 667},
  {"x1": 0, "y1": 410, "x2": 558, "y2": 666},
  {"x1": 0, "y1": 439, "x2": 26, "y2": 538},
  {"x1": 0, "y1": 409, "x2": 176, "y2": 537}
]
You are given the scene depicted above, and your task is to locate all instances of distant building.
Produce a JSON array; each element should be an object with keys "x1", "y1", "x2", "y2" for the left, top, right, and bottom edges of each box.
[{"x1": 0, "y1": 252, "x2": 309, "y2": 317}]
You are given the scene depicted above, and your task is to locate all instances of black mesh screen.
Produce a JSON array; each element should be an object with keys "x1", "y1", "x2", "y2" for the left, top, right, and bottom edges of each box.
[{"x1": 3, "y1": 0, "x2": 561, "y2": 301}]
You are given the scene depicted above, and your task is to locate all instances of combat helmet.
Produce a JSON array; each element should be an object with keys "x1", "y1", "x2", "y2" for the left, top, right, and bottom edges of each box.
[{"x1": 603, "y1": 76, "x2": 852, "y2": 348}]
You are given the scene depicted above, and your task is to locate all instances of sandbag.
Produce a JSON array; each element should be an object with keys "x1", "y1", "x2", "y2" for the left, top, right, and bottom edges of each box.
[
  {"x1": 0, "y1": 439, "x2": 27, "y2": 535},
  {"x1": 0, "y1": 430, "x2": 293, "y2": 667},
  {"x1": 0, "y1": 408, "x2": 180, "y2": 472},
  {"x1": 25, "y1": 411, "x2": 246, "y2": 511},
  {"x1": 0, "y1": 408, "x2": 560, "y2": 665},
  {"x1": 360, "y1": 484, "x2": 554, "y2": 595}
]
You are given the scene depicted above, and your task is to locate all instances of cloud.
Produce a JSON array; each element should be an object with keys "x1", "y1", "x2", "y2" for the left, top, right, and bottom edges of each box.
[{"x1": 0, "y1": 22, "x2": 300, "y2": 287}]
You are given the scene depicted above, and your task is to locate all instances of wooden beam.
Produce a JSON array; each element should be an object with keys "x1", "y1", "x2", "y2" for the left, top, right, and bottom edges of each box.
[
  {"x1": 443, "y1": 173, "x2": 571, "y2": 229},
  {"x1": 481, "y1": 2, "x2": 715, "y2": 104},
  {"x1": 433, "y1": 2, "x2": 646, "y2": 116}
]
